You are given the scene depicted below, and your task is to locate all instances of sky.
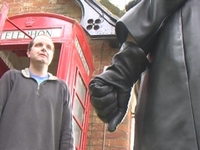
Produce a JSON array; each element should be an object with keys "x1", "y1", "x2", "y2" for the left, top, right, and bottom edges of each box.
[{"x1": 109, "y1": 0, "x2": 132, "y2": 10}]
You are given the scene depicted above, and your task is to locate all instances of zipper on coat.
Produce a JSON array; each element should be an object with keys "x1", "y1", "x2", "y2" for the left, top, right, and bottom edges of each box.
[{"x1": 36, "y1": 84, "x2": 40, "y2": 95}]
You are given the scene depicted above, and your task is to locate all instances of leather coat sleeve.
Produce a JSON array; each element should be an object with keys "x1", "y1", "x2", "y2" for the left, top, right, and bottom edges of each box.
[{"x1": 116, "y1": 0, "x2": 187, "y2": 51}]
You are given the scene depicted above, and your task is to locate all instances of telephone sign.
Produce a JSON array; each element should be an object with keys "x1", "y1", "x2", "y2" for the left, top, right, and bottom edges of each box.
[{"x1": 1, "y1": 28, "x2": 62, "y2": 39}]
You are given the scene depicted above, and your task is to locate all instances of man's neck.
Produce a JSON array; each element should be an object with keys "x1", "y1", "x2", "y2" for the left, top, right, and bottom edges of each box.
[{"x1": 29, "y1": 65, "x2": 48, "y2": 77}]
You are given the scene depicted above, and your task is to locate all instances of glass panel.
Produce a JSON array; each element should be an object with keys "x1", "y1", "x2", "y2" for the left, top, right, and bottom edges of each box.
[
  {"x1": 76, "y1": 74, "x2": 86, "y2": 103},
  {"x1": 73, "y1": 119, "x2": 82, "y2": 146},
  {"x1": 73, "y1": 95, "x2": 84, "y2": 123}
]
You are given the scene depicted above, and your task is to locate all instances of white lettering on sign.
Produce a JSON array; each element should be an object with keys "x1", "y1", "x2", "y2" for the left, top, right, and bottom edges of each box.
[
  {"x1": 75, "y1": 37, "x2": 90, "y2": 75},
  {"x1": 1, "y1": 28, "x2": 62, "y2": 40}
]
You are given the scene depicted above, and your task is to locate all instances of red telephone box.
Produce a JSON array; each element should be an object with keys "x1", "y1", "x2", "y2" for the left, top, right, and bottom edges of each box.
[{"x1": 0, "y1": 11, "x2": 94, "y2": 150}]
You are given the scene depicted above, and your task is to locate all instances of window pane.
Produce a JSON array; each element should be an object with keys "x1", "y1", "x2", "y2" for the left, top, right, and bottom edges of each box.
[
  {"x1": 76, "y1": 74, "x2": 86, "y2": 103},
  {"x1": 73, "y1": 95, "x2": 84, "y2": 123},
  {"x1": 73, "y1": 119, "x2": 82, "y2": 146}
]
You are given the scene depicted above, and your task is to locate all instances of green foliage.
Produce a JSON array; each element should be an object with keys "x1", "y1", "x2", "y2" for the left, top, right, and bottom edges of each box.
[{"x1": 99, "y1": 0, "x2": 126, "y2": 17}]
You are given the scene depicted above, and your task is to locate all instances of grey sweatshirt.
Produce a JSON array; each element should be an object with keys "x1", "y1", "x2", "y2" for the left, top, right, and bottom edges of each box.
[{"x1": 0, "y1": 68, "x2": 74, "y2": 150}]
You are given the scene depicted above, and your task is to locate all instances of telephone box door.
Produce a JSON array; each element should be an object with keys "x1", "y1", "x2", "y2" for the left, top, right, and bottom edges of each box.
[{"x1": 0, "y1": 13, "x2": 94, "y2": 150}]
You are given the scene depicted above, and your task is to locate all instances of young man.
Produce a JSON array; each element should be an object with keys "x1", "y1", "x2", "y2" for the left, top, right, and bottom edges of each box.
[{"x1": 0, "y1": 35, "x2": 75, "y2": 150}]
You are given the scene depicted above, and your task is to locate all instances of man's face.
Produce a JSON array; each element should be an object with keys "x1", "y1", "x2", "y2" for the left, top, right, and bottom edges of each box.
[{"x1": 27, "y1": 36, "x2": 54, "y2": 66}]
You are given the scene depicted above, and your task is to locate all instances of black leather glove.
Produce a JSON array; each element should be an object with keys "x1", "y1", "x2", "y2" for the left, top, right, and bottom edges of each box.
[{"x1": 89, "y1": 41, "x2": 148, "y2": 132}]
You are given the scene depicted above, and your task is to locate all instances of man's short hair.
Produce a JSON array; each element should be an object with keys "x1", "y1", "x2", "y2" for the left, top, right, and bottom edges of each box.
[{"x1": 27, "y1": 35, "x2": 55, "y2": 51}]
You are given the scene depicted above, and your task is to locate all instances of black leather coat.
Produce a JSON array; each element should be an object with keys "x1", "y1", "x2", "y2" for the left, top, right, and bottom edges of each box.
[{"x1": 115, "y1": 0, "x2": 200, "y2": 149}]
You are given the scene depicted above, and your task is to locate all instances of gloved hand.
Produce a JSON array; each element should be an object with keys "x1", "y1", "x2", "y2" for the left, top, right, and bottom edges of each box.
[
  {"x1": 90, "y1": 79, "x2": 131, "y2": 132},
  {"x1": 89, "y1": 41, "x2": 149, "y2": 132}
]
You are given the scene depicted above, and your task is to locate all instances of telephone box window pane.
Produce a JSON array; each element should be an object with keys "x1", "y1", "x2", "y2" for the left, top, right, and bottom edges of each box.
[
  {"x1": 73, "y1": 95, "x2": 84, "y2": 123},
  {"x1": 76, "y1": 74, "x2": 86, "y2": 102},
  {"x1": 73, "y1": 119, "x2": 81, "y2": 146}
]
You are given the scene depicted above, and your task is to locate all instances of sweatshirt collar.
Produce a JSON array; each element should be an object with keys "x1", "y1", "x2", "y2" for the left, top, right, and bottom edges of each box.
[{"x1": 21, "y1": 68, "x2": 58, "y2": 80}]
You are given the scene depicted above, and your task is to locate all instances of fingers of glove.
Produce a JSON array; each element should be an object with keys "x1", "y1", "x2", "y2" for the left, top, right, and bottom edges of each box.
[
  {"x1": 94, "y1": 100, "x2": 117, "y2": 117},
  {"x1": 108, "y1": 110, "x2": 126, "y2": 132},
  {"x1": 89, "y1": 81, "x2": 113, "y2": 97},
  {"x1": 106, "y1": 92, "x2": 130, "y2": 132},
  {"x1": 117, "y1": 91, "x2": 131, "y2": 109},
  {"x1": 97, "y1": 107, "x2": 118, "y2": 123},
  {"x1": 90, "y1": 90, "x2": 117, "y2": 108}
]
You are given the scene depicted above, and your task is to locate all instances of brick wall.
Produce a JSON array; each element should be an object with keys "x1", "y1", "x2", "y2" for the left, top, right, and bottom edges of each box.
[
  {"x1": 89, "y1": 111, "x2": 132, "y2": 150},
  {"x1": 87, "y1": 39, "x2": 133, "y2": 150},
  {"x1": 7, "y1": 0, "x2": 81, "y2": 21},
  {"x1": 2, "y1": 0, "x2": 133, "y2": 149}
]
